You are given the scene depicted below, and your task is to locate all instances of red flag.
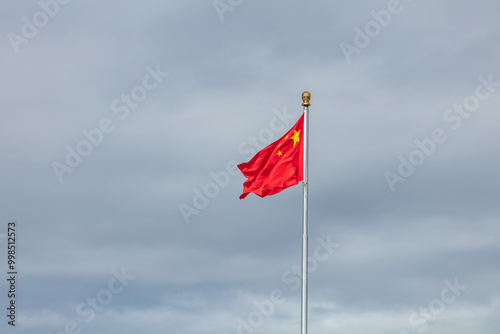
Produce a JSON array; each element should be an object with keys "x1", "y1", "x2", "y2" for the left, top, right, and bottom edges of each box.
[{"x1": 238, "y1": 114, "x2": 304, "y2": 199}]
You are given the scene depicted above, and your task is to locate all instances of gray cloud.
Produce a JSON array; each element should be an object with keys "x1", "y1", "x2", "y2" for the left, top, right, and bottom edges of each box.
[{"x1": 1, "y1": 0, "x2": 499, "y2": 333}]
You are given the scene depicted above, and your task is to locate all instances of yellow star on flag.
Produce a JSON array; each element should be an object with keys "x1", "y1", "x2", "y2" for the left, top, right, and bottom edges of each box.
[
  {"x1": 277, "y1": 151, "x2": 283, "y2": 156},
  {"x1": 278, "y1": 135, "x2": 288, "y2": 147},
  {"x1": 290, "y1": 130, "x2": 301, "y2": 147}
]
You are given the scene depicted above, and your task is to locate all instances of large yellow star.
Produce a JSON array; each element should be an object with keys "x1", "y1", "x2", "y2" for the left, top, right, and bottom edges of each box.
[{"x1": 290, "y1": 130, "x2": 301, "y2": 147}]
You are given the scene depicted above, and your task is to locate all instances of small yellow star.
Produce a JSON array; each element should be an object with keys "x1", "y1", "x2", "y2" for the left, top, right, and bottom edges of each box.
[
  {"x1": 290, "y1": 130, "x2": 301, "y2": 147},
  {"x1": 277, "y1": 151, "x2": 283, "y2": 156},
  {"x1": 279, "y1": 136, "x2": 288, "y2": 147}
]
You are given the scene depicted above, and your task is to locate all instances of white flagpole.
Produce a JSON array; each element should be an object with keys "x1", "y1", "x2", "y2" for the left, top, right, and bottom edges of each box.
[{"x1": 301, "y1": 91, "x2": 311, "y2": 334}]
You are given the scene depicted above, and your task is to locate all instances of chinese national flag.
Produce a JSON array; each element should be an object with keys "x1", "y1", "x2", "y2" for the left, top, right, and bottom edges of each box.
[{"x1": 238, "y1": 114, "x2": 304, "y2": 199}]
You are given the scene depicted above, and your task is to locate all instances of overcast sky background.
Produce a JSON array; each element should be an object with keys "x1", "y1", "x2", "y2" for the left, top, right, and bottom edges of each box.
[{"x1": 1, "y1": 0, "x2": 499, "y2": 333}]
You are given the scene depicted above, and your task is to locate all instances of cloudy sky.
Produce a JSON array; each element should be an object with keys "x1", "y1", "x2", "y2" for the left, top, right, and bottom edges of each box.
[{"x1": 1, "y1": 0, "x2": 499, "y2": 333}]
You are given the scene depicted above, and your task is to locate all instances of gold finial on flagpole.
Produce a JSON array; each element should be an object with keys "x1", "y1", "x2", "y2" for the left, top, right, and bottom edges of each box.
[{"x1": 302, "y1": 91, "x2": 311, "y2": 106}]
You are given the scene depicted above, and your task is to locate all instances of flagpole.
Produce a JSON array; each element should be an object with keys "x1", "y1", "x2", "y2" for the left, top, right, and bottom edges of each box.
[{"x1": 301, "y1": 91, "x2": 311, "y2": 334}]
